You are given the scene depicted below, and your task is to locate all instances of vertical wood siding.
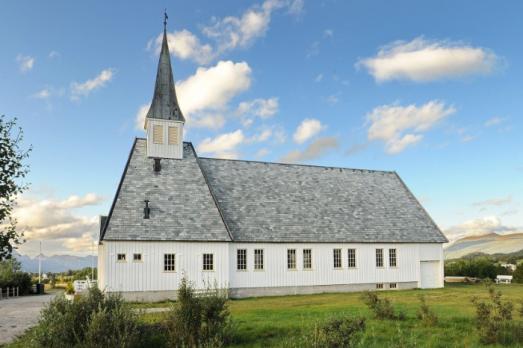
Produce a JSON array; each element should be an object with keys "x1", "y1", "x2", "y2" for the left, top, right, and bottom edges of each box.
[
  {"x1": 146, "y1": 119, "x2": 183, "y2": 159},
  {"x1": 100, "y1": 242, "x2": 443, "y2": 292}
]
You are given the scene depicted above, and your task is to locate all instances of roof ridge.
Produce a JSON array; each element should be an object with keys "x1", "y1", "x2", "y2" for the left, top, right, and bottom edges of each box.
[{"x1": 198, "y1": 156, "x2": 395, "y2": 174}]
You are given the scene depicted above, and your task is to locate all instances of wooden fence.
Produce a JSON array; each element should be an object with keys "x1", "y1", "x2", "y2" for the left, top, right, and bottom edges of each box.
[{"x1": 0, "y1": 287, "x2": 20, "y2": 300}]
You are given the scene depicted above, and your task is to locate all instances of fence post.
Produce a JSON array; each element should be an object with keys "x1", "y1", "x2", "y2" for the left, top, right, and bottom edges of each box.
[{"x1": 0, "y1": 287, "x2": 2, "y2": 300}]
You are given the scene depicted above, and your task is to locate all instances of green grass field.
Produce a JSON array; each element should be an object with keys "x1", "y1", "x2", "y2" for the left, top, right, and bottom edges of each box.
[
  {"x1": 140, "y1": 283, "x2": 523, "y2": 347},
  {"x1": 7, "y1": 283, "x2": 523, "y2": 347}
]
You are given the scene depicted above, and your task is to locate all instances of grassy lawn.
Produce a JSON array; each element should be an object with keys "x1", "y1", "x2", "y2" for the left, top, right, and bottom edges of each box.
[
  {"x1": 7, "y1": 283, "x2": 523, "y2": 347},
  {"x1": 140, "y1": 283, "x2": 523, "y2": 347}
]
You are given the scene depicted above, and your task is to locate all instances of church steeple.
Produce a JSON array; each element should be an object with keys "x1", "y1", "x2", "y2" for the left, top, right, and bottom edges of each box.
[
  {"x1": 145, "y1": 11, "x2": 185, "y2": 159},
  {"x1": 145, "y1": 12, "x2": 185, "y2": 125}
]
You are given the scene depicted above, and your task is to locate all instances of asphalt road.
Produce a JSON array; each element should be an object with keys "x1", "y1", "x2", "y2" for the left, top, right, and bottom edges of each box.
[{"x1": 0, "y1": 293, "x2": 56, "y2": 345}]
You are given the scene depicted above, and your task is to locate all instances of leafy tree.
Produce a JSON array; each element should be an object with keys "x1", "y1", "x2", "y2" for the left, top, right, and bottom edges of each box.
[
  {"x1": 513, "y1": 265, "x2": 523, "y2": 283},
  {"x1": 0, "y1": 115, "x2": 31, "y2": 260}
]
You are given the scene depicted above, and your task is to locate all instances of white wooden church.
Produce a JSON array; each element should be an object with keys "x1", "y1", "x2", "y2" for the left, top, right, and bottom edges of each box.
[{"x1": 97, "y1": 20, "x2": 447, "y2": 301}]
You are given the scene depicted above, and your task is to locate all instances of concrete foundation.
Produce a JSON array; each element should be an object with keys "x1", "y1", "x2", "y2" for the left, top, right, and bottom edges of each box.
[{"x1": 112, "y1": 281, "x2": 418, "y2": 302}]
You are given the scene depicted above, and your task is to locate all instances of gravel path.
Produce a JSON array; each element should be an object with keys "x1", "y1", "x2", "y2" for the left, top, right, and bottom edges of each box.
[{"x1": 0, "y1": 293, "x2": 56, "y2": 345}]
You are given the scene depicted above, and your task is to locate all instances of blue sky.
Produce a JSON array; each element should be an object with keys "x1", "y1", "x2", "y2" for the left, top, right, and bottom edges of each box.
[{"x1": 1, "y1": 0, "x2": 522, "y2": 256}]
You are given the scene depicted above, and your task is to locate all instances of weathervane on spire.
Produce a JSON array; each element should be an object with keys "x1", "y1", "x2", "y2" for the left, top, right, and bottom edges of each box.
[{"x1": 163, "y1": 9, "x2": 168, "y2": 31}]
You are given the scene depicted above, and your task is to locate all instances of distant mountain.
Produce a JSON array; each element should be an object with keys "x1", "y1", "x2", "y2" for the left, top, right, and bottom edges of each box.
[
  {"x1": 15, "y1": 252, "x2": 97, "y2": 273},
  {"x1": 444, "y1": 232, "x2": 523, "y2": 259}
]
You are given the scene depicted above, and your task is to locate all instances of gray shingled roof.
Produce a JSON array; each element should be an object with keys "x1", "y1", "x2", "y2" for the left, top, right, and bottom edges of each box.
[
  {"x1": 102, "y1": 139, "x2": 230, "y2": 241},
  {"x1": 101, "y1": 139, "x2": 447, "y2": 243}
]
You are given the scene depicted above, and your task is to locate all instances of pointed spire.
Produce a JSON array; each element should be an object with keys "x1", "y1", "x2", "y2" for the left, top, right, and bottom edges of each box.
[{"x1": 145, "y1": 11, "x2": 185, "y2": 126}]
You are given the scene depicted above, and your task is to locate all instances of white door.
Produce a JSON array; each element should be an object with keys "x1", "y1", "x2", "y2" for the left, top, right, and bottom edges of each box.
[{"x1": 420, "y1": 261, "x2": 441, "y2": 289}]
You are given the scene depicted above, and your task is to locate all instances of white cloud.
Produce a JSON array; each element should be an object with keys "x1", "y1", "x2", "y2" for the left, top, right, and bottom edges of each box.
[
  {"x1": 293, "y1": 118, "x2": 325, "y2": 144},
  {"x1": 323, "y1": 29, "x2": 334, "y2": 38},
  {"x1": 236, "y1": 98, "x2": 279, "y2": 118},
  {"x1": 484, "y1": 116, "x2": 505, "y2": 127},
  {"x1": 177, "y1": 61, "x2": 251, "y2": 116},
  {"x1": 33, "y1": 89, "x2": 51, "y2": 99},
  {"x1": 358, "y1": 37, "x2": 498, "y2": 82},
  {"x1": 13, "y1": 193, "x2": 104, "y2": 242},
  {"x1": 71, "y1": 68, "x2": 115, "y2": 100},
  {"x1": 32, "y1": 86, "x2": 65, "y2": 100},
  {"x1": 472, "y1": 196, "x2": 512, "y2": 208},
  {"x1": 62, "y1": 232, "x2": 97, "y2": 252},
  {"x1": 151, "y1": 0, "x2": 303, "y2": 64},
  {"x1": 197, "y1": 129, "x2": 245, "y2": 159},
  {"x1": 135, "y1": 61, "x2": 252, "y2": 130},
  {"x1": 256, "y1": 148, "x2": 270, "y2": 158},
  {"x1": 314, "y1": 74, "x2": 324, "y2": 82},
  {"x1": 444, "y1": 216, "x2": 521, "y2": 243},
  {"x1": 367, "y1": 100, "x2": 455, "y2": 154},
  {"x1": 247, "y1": 129, "x2": 273, "y2": 143},
  {"x1": 48, "y1": 51, "x2": 60, "y2": 59},
  {"x1": 154, "y1": 29, "x2": 214, "y2": 65},
  {"x1": 16, "y1": 54, "x2": 35, "y2": 72},
  {"x1": 280, "y1": 136, "x2": 339, "y2": 163}
]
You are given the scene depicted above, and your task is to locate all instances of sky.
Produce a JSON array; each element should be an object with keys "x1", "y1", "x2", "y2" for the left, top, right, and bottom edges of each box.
[{"x1": 1, "y1": 0, "x2": 522, "y2": 256}]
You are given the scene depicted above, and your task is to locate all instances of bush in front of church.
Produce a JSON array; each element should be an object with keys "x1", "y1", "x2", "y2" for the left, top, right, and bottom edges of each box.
[
  {"x1": 30, "y1": 287, "x2": 140, "y2": 347},
  {"x1": 166, "y1": 278, "x2": 232, "y2": 347}
]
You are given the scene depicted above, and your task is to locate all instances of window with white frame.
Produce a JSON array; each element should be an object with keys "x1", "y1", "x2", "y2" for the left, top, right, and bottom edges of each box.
[
  {"x1": 237, "y1": 249, "x2": 247, "y2": 270},
  {"x1": 287, "y1": 249, "x2": 296, "y2": 270},
  {"x1": 303, "y1": 249, "x2": 312, "y2": 270},
  {"x1": 153, "y1": 125, "x2": 163, "y2": 144},
  {"x1": 164, "y1": 254, "x2": 175, "y2": 271},
  {"x1": 133, "y1": 253, "x2": 142, "y2": 262},
  {"x1": 347, "y1": 248, "x2": 356, "y2": 268},
  {"x1": 333, "y1": 249, "x2": 342, "y2": 269},
  {"x1": 254, "y1": 249, "x2": 264, "y2": 270},
  {"x1": 376, "y1": 283, "x2": 384, "y2": 289},
  {"x1": 389, "y1": 283, "x2": 397, "y2": 289},
  {"x1": 376, "y1": 248, "x2": 384, "y2": 267},
  {"x1": 203, "y1": 253, "x2": 214, "y2": 271},
  {"x1": 117, "y1": 253, "x2": 126, "y2": 262},
  {"x1": 168, "y1": 126, "x2": 179, "y2": 145},
  {"x1": 389, "y1": 248, "x2": 397, "y2": 267}
]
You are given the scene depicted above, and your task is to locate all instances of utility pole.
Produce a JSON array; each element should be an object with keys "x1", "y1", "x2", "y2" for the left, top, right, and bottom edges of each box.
[
  {"x1": 91, "y1": 237, "x2": 95, "y2": 281},
  {"x1": 38, "y1": 241, "x2": 42, "y2": 283}
]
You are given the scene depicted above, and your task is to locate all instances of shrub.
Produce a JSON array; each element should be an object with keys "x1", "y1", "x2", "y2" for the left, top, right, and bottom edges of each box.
[
  {"x1": 166, "y1": 278, "x2": 231, "y2": 347},
  {"x1": 65, "y1": 282, "x2": 75, "y2": 295},
  {"x1": 416, "y1": 295, "x2": 438, "y2": 326},
  {"x1": 31, "y1": 287, "x2": 140, "y2": 348},
  {"x1": 471, "y1": 286, "x2": 523, "y2": 345},
  {"x1": 361, "y1": 291, "x2": 405, "y2": 320},
  {"x1": 320, "y1": 316, "x2": 366, "y2": 348}
]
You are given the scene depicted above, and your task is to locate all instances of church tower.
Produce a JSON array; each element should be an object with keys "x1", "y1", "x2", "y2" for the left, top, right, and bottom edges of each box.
[{"x1": 144, "y1": 13, "x2": 185, "y2": 159}]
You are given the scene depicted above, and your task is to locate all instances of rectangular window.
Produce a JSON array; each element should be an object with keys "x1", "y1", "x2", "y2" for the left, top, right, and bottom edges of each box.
[
  {"x1": 303, "y1": 249, "x2": 312, "y2": 270},
  {"x1": 164, "y1": 254, "x2": 175, "y2": 272},
  {"x1": 254, "y1": 249, "x2": 264, "y2": 270},
  {"x1": 376, "y1": 283, "x2": 384, "y2": 289},
  {"x1": 237, "y1": 249, "x2": 247, "y2": 271},
  {"x1": 389, "y1": 248, "x2": 397, "y2": 267},
  {"x1": 153, "y1": 125, "x2": 163, "y2": 144},
  {"x1": 133, "y1": 253, "x2": 142, "y2": 262},
  {"x1": 333, "y1": 249, "x2": 342, "y2": 269},
  {"x1": 287, "y1": 249, "x2": 296, "y2": 270},
  {"x1": 389, "y1": 283, "x2": 397, "y2": 289},
  {"x1": 203, "y1": 253, "x2": 214, "y2": 271},
  {"x1": 168, "y1": 126, "x2": 179, "y2": 145},
  {"x1": 117, "y1": 253, "x2": 126, "y2": 262},
  {"x1": 376, "y1": 249, "x2": 384, "y2": 268},
  {"x1": 347, "y1": 249, "x2": 356, "y2": 268}
]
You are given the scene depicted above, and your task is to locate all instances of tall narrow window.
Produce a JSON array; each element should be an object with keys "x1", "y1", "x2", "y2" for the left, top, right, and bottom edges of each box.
[
  {"x1": 168, "y1": 126, "x2": 179, "y2": 145},
  {"x1": 153, "y1": 125, "x2": 164, "y2": 144},
  {"x1": 333, "y1": 249, "x2": 342, "y2": 269},
  {"x1": 347, "y1": 249, "x2": 356, "y2": 268},
  {"x1": 203, "y1": 253, "x2": 214, "y2": 271},
  {"x1": 237, "y1": 249, "x2": 247, "y2": 271},
  {"x1": 254, "y1": 249, "x2": 264, "y2": 270},
  {"x1": 287, "y1": 249, "x2": 296, "y2": 270},
  {"x1": 389, "y1": 248, "x2": 397, "y2": 267},
  {"x1": 164, "y1": 254, "x2": 175, "y2": 271},
  {"x1": 376, "y1": 249, "x2": 384, "y2": 268},
  {"x1": 303, "y1": 249, "x2": 312, "y2": 270}
]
